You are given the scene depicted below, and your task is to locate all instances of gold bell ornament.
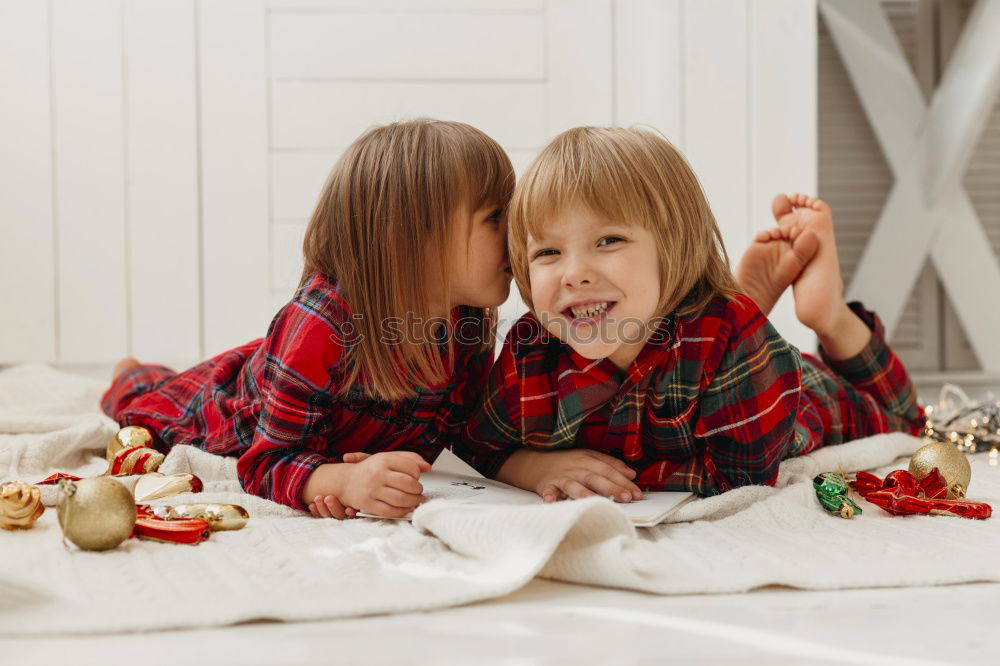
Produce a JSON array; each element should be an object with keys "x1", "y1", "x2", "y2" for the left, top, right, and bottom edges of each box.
[
  {"x1": 105, "y1": 426, "x2": 164, "y2": 476},
  {"x1": 0, "y1": 481, "x2": 45, "y2": 530},
  {"x1": 908, "y1": 441, "x2": 972, "y2": 500},
  {"x1": 57, "y1": 477, "x2": 137, "y2": 551},
  {"x1": 106, "y1": 425, "x2": 153, "y2": 460}
]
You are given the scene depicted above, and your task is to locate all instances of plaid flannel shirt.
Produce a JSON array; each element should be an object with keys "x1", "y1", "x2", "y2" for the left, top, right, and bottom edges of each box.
[
  {"x1": 455, "y1": 293, "x2": 923, "y2": 495},
  {"x1": 102, "y1": 273, "x2": 492, "y2": 510}
]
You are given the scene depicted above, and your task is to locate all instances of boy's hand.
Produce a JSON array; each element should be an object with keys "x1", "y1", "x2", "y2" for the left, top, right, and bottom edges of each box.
[
  {"x1": 498, "y1": 449, "x2": 642, "y2": 504},
  {"x1": 339, "y1": 451, "x2": 431, "y2": 518}
]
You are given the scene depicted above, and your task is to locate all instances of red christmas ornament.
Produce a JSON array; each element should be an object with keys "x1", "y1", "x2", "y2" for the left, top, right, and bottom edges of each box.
[
  {"x1": 35, "y1": 473, "x2": 82, "y2": 485},
  {"x1": 854, "y1": 469, "x2": 991, "y2": 520},
  {"x1": 133, "y1": 505, "x2": 212, "y2": 545}
]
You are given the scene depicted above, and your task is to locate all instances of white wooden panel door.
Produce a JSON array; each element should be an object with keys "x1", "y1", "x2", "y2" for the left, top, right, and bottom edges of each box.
[
  {"x1": 271, "y1": 82, "x2": 547, "y2": 151},
  {"x1": 51, "y1": 0, "x2": 128, "y2": 363},
  {"x1": 614, "y1": 0, "x2": 683, "y2": 144},
  {"x1": 0, "y1": 1, "x2": 56, "y2": 362},
  {"x1": 682, "y1": 1, "x2": 750, "y2": 269},
  {"x1": 124, "y1": 0, "x2": 201, "y2": 364},
  {"x1": 545, "y1": 0, "x2": 614, "y2": 132},
  {"x1": 821, "y1": 0, "x2": 1000, "y2": 371},
  {"x1": 820, "y1": 0, "x2": 1000, "y2": 372},
  {"x1": 199, "y1": 0, "x2": 271, "y2": 358},
  {"x1": 269, "y1": 0, "x2": 543, "y2": 8},
  {"x1": 943, "y1": 0, "x2": 1000, "y2": 372},
  {"x1": 749, "y1": 0, "x2": 818, "y2": 353},
  {"x1": 269, "y1": 11, "x2": 545, "y2": 79},
  {"x1": 817, "y1": 1, "x2": 941, "y2": 371}
]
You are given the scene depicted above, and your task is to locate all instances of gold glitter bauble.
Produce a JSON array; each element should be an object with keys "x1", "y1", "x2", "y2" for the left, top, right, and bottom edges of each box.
[
  {"x1": 106, "y1": 425, "x2": 153, "y2": 462},
  {"x1": 57, "y1": 477, "x2": 137, "y2": 551},
  {"x1": 0, "y1": 481, "x2": 45, "y2": 530},
  {"x1": 909, "y1": 442, "x2": 972, "y2": 499}
]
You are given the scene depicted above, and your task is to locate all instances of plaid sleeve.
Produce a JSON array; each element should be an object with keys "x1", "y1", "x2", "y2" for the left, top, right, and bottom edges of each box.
[
  {"x1": 817, "y1": 301, "x2": 923, "y2": 434},
  {"x1": 669, "y1": 299, "x2": 802, "y2": 495},
  {"x1": 453, "y1": 341, "x2": 523, "y2": 477},
  {"x1": 235, "y1": 301, "x2": 345, "y2": 510},
  {"x1": 433, "y1": 344, "x2": 494, "y2": 450}
]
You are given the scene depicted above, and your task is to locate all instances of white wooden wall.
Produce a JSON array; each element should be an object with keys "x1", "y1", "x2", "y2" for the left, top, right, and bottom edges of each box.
[{"x1": 0, "y1": 0, "x2": 817, "y2": 368}]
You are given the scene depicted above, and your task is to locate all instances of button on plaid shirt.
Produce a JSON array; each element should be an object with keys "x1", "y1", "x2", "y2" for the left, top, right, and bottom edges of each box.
[
  {"x1": 456, "y1": 293, "x2": 923, "y2": 495},
  {"x1": 102, "y1": 273, "x2": 492, "y2": 510}
]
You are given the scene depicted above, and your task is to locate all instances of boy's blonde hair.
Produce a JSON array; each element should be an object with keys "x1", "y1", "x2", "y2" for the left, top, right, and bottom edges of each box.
[
  {"x1": 300, "y1": 119, "x2": 514, "y2": 401},
  {"x1": 509, "y1": 126, "x2": 741, "y2": 320}
]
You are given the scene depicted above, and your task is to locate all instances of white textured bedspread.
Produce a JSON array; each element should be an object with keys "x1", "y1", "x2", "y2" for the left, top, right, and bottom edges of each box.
[{"x1": 2, "y1": 363, "x2": 998, "y2": 636}]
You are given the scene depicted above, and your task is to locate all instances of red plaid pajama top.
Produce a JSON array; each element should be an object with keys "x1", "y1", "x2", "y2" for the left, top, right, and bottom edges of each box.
[
  {"x1": 101, "y1": 273, "x2": 492, "y2": 510},
  {"x1": 454, "y1": 293, "x2": 924, "y2": 495}
]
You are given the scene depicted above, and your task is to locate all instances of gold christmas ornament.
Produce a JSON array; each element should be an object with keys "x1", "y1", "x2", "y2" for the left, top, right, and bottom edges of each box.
[
  {"x1": 0, "y1": 481, "x2": 45, "y2": 530},
  {"x1": 132, "y1": 472, "x2": 203, "y2": 503},
  {"x1": 909, "y1": 442, "x2": 972, "y2": 500},
  {"x1": 150, "y1": 503, "x2": 249, "y2": 531},
  {"x1": 106, "y1": 445, "x2": 165, "y2": 476},
  {"x1": 107, "y1": 425, "x2": 153, "y2": 462},
  {"x1": 57, "y1": 477, "x2": 137, "y2": 551}
]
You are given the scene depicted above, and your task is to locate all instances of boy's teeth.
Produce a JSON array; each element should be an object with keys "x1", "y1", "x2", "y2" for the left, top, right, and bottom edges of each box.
[{"x1": 571, "y1": 302, "x2": 610, "y2": 318}]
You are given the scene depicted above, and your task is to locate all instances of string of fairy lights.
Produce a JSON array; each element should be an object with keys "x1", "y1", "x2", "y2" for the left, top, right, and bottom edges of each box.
[{"x1": 922, "y1": 393, "x2": 1000, "y2": 465}]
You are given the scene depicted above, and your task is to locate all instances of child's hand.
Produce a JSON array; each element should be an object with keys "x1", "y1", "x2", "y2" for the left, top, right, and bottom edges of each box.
[
  {"x1": 339, "y1": 451, "x2": 431, "y2": 518},
  {"x1": 501, "y1": 449, "x2": 642, "y2": 504},
  {"x1": 303, "y1": 452, "x2": 383, "y2": 520},
  {"x1": 308, "y1": 494, "x2": 357, "y2": 519}
]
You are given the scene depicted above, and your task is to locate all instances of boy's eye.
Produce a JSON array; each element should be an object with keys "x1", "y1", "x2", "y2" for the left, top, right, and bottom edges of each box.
[
  {"x1": 486, "y1": 208, "x2": 503, "y2": 223},
  {"x1": 597, "y1": 235, "x2": 625, "y2": 247},
  {"x1": 531, "y1": 248, "x2": 559, "y2": 260}
]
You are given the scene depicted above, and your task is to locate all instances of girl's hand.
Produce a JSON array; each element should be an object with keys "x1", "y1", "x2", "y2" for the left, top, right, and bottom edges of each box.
[
  {"x1": 499, "y1": 449, "x2": 642, "y2": 504},
  {"x1": 303, "y1": 452, "x2": 377, "y2": 519},
  {"x1": 308, "y1": 494, "x2": 357, "y2": 519},
  {"x1": 340, "y1": 451, "x2": 431, "y2": 518}
]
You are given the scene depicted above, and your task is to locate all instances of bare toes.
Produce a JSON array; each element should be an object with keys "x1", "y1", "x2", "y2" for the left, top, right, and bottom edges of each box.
[
  {"x1": 788, "y1": 193, "x2": 808, "y2": 208},
  {"x1": 771, "y1": 193, "x2": 793, "y2": 222}
]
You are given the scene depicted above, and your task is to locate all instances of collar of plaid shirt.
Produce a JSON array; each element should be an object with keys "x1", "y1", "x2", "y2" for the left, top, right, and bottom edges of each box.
[{"x1": 515, "y1": 314, "x2": 675, "y2": 453}]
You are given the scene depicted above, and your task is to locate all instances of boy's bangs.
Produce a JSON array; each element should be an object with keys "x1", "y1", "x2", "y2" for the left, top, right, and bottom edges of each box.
[{"x1": 516, "y1": 136, "x2": 653, "y2": 242}]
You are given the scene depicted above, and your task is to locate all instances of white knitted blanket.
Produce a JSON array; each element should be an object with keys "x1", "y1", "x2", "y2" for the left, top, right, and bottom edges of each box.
[{"x1": 2, "y1": 363, "x2": 999, "y2": 636}]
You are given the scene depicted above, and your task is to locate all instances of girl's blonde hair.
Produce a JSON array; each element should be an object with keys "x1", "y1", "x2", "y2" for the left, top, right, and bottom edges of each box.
[
  {"x1": 508, "y1": 126, "x2": 741, "y2": 320},
  {"x1": 300, "y1": 119, "x2": 514, "y2": 401}
]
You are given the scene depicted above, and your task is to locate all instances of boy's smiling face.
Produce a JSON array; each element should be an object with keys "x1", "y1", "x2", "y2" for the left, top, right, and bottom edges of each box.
[{"x1": 526, "y1": 205, "x2": 662, "y2": 370}]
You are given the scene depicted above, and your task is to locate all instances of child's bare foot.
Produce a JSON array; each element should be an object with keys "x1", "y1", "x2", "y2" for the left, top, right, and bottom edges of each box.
[
  {"x1": 770, "y1": 193, "x2": 872, "y2": 358},
  {"x1": 112, "y1": 357, "x2": 140, "y2": 382},
  {"x1": 769, "y1": 193, "x2": 845, "y2": 336},
  {"x1": 735, "y1": 210, "x2": 819, "y2": 317}
]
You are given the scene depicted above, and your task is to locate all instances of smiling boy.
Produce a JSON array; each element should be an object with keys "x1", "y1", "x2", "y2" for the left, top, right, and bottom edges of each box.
[{"x1": 454, "y1": 127, "x2": 924, "y2": 502}]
